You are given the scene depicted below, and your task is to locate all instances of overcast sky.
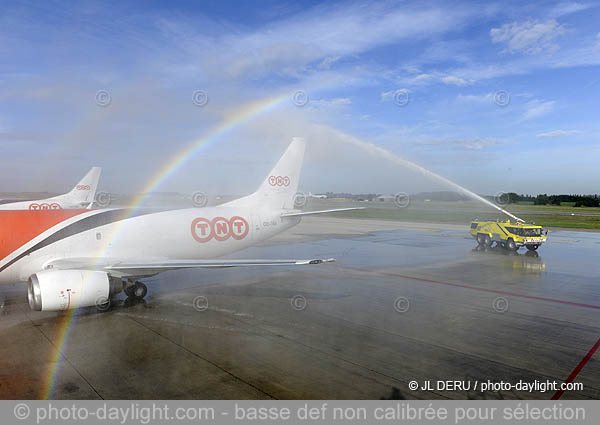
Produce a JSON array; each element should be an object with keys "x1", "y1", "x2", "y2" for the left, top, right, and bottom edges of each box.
[{"x1": 1, "y1": 0, "x2": 599, "y2": 196}]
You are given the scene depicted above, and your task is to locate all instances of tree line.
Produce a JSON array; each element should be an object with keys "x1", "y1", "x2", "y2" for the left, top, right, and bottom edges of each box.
[{"x1": 499, "y1": 193, "x2": 600, "y2": 207}]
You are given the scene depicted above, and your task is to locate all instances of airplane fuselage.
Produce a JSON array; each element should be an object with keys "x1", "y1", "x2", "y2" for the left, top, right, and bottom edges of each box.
[{"x1": 0, "y1": 206, "x2": 300, "y2": 285}]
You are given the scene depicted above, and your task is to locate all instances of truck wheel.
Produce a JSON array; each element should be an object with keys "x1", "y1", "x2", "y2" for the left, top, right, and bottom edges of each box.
[
  {"x1": 477, "y1": 234, "x2": 484, "y2": 245},
  {"x1": 526, "y1": 245, "x2": 538, "y2": 251},
  {"x1": 506, "y1": 238, "x2": 517, "y2": 251},
  {"x1": 484, "y1": 235, "x2": 492, "y2": 246}
]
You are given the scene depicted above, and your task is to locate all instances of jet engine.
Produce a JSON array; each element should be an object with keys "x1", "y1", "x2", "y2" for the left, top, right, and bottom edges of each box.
[{"x1": 28, "y1": 269, "x2": 122, "y2": 311}]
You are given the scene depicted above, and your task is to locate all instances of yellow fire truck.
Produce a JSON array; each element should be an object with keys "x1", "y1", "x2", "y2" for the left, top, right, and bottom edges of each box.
[{"x1": 470, "y1": 220, "x2": 547, "y2": 251}]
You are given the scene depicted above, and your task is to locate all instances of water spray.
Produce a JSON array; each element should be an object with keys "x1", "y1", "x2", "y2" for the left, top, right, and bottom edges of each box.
[{"x1": 344, "y1": 137, "x2": 525, "y2": 223}]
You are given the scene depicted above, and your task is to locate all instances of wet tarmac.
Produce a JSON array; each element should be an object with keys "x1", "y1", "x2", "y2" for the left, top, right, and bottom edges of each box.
[{"x1": 1, "y1": 218, "x2": 599, "y2": 400}]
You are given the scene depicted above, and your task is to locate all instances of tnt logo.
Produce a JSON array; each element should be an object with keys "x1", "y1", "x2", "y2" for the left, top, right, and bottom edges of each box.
[
  {"x1": 212, "y1": 217, "x2": 231, "y2": 241},
  {"x1": 268, "y1": 175, "x2": 290, "y2": 187},
  {"x1": 191, "y1": 216, "x2": 249, "y2": 243},
  {"x1": 76, "y1": 185, "x2": 91, "y2": 191},
  {"x1": 29, "y1": 203, "x2": 62, "y2": 210}
]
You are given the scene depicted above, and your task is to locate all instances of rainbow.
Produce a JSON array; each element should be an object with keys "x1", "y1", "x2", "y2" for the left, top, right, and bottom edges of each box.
[
  {"x1": 130, "y1": 91, "x2": 295, "y2": 209},
  {"x1": 41, "y1": 90, "x2": 297, "y2": 399},
  {"x1": 42, "y1": 308, "x2": 77, "y2": 399}
]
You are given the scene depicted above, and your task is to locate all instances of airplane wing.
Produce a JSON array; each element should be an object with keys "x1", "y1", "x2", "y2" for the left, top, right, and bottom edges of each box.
[
  {"x1": 281, "y1": 207, "x2": 365, "y2": 217},
  {"x1": 46, "y1": 257, "x2": 335, "y2": 279}
]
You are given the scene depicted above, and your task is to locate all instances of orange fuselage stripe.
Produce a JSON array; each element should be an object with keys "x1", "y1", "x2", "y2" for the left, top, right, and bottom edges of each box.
[{"x1": 0, "y1": 210, "x2": 88, "y2": 262}]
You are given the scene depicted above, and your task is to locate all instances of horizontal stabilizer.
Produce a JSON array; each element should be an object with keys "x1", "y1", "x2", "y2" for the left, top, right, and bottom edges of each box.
[{"x1": 281, "y1": 207, "x2": 365, "y2": 217}]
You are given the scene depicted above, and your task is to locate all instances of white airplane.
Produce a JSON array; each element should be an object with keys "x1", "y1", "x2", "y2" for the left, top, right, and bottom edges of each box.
[
  {"x1": 0, "y1": 167, "x2": 102, "y2": 210},
  {"x1": 0, "y1": 139, "x2": 360, "y2": 312},
  {"x1": 308, "y1": 192, "x2": 327, "y2": 199}
]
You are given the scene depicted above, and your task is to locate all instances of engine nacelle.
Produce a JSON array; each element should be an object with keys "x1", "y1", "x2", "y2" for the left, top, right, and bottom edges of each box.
[{"x1": 28, "y1": 270, "x2": 122, "y2": 311}]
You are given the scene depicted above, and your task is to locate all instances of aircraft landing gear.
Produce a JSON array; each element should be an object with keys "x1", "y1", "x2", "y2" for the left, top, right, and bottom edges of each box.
[{"x1": 124, "y1": 281, "x2": 148, "y2": 300}]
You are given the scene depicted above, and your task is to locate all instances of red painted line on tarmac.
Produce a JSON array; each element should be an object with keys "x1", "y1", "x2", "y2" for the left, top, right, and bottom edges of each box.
[
  {"x1": 344, "y1": 266, "x2": 600, "y2": 310},
  {"x1": 552, "y1": 337, "x2": 600, "y2": 400}
]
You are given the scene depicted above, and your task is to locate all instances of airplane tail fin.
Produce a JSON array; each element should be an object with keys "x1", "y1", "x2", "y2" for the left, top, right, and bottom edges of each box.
[
  {"x1": 225, "y1": 138, "x2": 305, "y2": 210},
  {"x1": 64, "y1": 167, "x2": 102, "y2": 206}
]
